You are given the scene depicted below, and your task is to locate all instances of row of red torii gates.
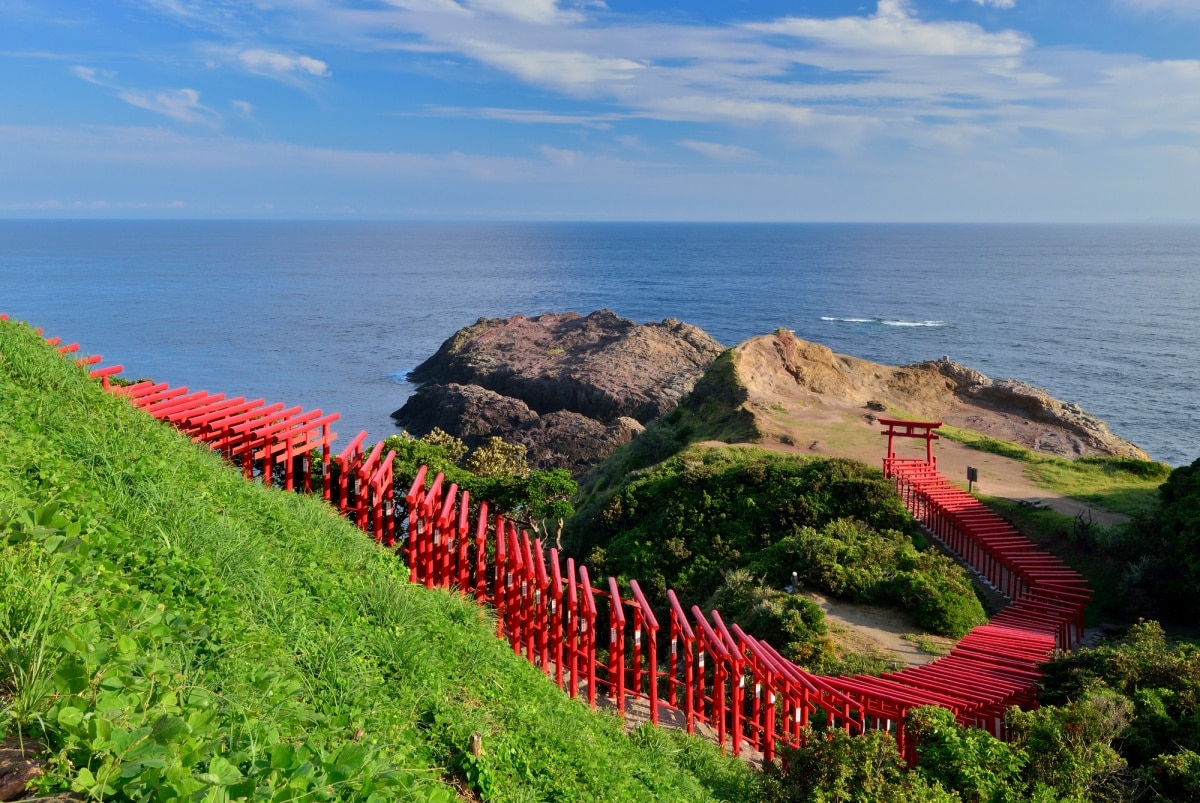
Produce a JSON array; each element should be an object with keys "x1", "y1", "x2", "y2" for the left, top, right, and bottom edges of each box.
[{"x1": 11, "y1": 314, "x2": 1091, "y2": 766}]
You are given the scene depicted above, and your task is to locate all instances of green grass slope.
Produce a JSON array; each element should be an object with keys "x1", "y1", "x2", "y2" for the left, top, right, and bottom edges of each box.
[{"x1": 0, "y1": 320, "x2": 760, "y2": 802}]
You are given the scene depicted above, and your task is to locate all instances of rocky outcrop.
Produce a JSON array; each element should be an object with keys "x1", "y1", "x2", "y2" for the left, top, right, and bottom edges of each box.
[
  {"x1": 393, "y1": 310, "x2": 722, "y2": 471},
  {"x1": 733, "y1": 330, "x2": 1149, "y2": 460}
]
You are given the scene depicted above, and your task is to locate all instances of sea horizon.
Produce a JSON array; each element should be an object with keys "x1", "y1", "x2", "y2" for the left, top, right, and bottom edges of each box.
[{"x1": 3, "y1": 220, "x2": 1197, "y2": 466}]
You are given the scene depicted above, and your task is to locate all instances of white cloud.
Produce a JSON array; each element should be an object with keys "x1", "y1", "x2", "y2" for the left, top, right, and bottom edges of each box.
[
  {"x1": 972, "y1": 0, "x2": 1016, "y2": 8},
  {"x1": 237, "y1": 49, "x2": 330, "y2": 78},
  {"x1": 745, "y1": 0, "x2": 1029, "y2": 57},
  {"x1": 72, "y1": 64, "x2": 220, "y2": 127},
  {"x1": 232, "y1": 100, "x2": 254, "y2": 117},
  {"x1": 538, "y1": 144, "x2": 581, "y2": 166},
  {"x1": 464, "y1": 0, "x2": 583, "y2": 25},
  {"x1": 428, "y1": 106, "x2": 623, "y2": 126},
  {"x1": 118, "y1": 87, "x2": 217, "y2": 125},
  {"x1": 463, "y1": 41, "x2": 643, "y2": 90},
  {"x1": 71, "y1": 65, "x2": 115, "y2": 85},
  {"x1": 678, "y1": 139, "x2": 755, "y2": 160}
]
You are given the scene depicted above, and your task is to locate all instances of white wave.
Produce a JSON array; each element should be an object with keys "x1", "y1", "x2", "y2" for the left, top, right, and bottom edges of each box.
[{"x1": 820, "y1": 316, "x2": 946, "y2": 327}]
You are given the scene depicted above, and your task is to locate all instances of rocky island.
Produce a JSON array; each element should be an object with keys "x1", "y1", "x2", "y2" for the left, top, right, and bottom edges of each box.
[
  {"x1": 394, "y1": 311, "x2": 1146, "y2": 474},
  {"x1": 392, "y1": 309, "x2": 724, "y2": 471}
]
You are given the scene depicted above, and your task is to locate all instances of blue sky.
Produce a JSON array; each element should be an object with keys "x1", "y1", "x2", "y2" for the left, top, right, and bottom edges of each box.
[{"x1": 3, "y1": 0, "x2": 1200, "y2": 220}]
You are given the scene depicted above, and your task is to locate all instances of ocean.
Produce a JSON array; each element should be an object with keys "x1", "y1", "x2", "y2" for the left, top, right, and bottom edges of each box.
[{"x1": 2, "y1": 221, "x2": 1197, "y2": 466}]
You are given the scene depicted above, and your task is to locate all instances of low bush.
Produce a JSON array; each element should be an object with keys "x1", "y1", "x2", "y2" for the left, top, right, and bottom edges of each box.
[
  {"x1": 749, "y1": 520, "x2": 986, "y2": 638},
  {"x1": 705, "y1": 571, "x2": 829, "y2": 666},
  {"x1": 763, "y1": 727, "x2": 958, "y2": 803}
]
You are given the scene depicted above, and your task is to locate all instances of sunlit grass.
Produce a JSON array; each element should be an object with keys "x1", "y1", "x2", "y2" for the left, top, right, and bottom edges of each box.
[
  {"x1": 937, "y1": 425, "x2": 1168, "y2": 517},
  {"x1": 0, "y1": 318, "x2": 763, "y2": 802}
]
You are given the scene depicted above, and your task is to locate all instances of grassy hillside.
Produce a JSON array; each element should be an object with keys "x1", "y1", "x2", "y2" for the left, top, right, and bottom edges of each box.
[{"x1": 0, "y1": 319, "x2": 761, "y2": 802}]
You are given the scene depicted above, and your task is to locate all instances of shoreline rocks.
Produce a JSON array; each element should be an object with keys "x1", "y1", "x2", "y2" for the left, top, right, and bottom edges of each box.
[
  {"x1": 394, "y1": 313, "x2": 1150, "y2": 472},
  {"x1": 393, "y1": 310, "x2": 724, "y2": 471}
]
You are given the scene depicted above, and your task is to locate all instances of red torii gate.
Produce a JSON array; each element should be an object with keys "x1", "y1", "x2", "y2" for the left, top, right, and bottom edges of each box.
[{"x1": 879, "y1": 417, "x2": 942, "y2": 467}]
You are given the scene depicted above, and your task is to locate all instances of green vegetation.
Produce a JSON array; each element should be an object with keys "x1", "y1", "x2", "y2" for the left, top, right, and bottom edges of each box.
[
  {"x1": 903, "y1": 634, "x2": 952, "y2": 658},
  {"x1": 765, "y1": 623, "x2": 1200, "y2": 802},
  {"x1": 1107, "y1": 457, "x2": 1200, "y2": 623},
  {"x1": 937, "y1": 426, "x2": 1170, "y2": 518},
  {"x1": 0, "y1": 319, "x2": 765, "y2": 801},
  {"x1": 567, "y1": 445, "x2": 986, "y2": 668},
  {"x1": 384, "y1": 429, "x2": 577, "y2": 541}
]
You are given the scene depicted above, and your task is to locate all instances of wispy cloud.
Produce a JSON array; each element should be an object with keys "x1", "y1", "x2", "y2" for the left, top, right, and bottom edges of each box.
[
  {"x1": 71, "y1": 65, "x2": 115, "y2": 84},
  {"x1": 464, "y1": 0, "x2": 584, "y2": 25},
  {"x1": 538, "y1": 144, "x2": 581, "y2": 166},
  {"x1": 744, "y1": 0, "x2": 1029, "y2": 57},
  {"x1": 236, "y1": 48, "x2": 330, "y2": 79},
  {"x1": 972, "y1": 0, "x2": 1016, "y2": 8},
  {"x1": 72, "y1": 65, "x2": 219, "y2": 126},
  {"x1": 461, "y1": 41, "x2": 643, "y2": 91},
  {"x1": 118, "y1": 87, "x2": 218, "y2": 126},
  {"x1": 678, "y1": 139, "x2": 755, "y2": 161},
  {"x1": 427, "y1": 105, "x2": 623, "y2": 127}
]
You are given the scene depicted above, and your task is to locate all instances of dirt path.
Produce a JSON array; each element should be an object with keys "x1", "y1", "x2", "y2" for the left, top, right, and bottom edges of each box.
[{"x1": 805, "y1": 592, "x2": 951, "y2": 668}]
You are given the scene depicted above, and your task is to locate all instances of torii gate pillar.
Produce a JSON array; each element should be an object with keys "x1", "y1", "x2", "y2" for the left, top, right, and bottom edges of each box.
[{"x1": 878, "y1": 418, "x2": 942, "y2": 468}]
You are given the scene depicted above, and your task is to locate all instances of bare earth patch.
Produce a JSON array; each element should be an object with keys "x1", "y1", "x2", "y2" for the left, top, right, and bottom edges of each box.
[{"x1": 804, "y1": 592, "x2": 943, "y2": 668}]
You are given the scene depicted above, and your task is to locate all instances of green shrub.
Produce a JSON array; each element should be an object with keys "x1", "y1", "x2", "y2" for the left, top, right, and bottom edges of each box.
[
  {"x1": 1036, "y1": 621, "x2": 1200, "y2": 800},
  {"x1": 567, "y1": 446, "x2": 985, "y2": 649},
  {"x1": 750, "y1": 520, "x2": 986, "y2": 638},
  {"x1": 907, "y1": 706, "x2": 1026, "y2": 803},
  {"x1": 705, "y1": 570, "x2": 829, "y2": 665},
  {"x1": 1120, "y1": 457, "x2": 1200, "y2": 620},
  {"x1": 1008, "y1": 692, "x2": 1132, "y2": 800},
  {"x1": 763, "y1": 727, "x2": 959, "y2": 803}
]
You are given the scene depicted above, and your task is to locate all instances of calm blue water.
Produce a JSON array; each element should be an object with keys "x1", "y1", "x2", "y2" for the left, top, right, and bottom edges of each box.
[{"x1": 2, "y1": 221, "x2": 1197, "y2": 466}]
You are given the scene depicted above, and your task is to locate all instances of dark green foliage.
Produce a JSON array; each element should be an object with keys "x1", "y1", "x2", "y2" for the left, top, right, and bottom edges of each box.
[
  {"x1": 383, "y1": 431, "x2": 577, "y2": 539},
  {"x1": 705, "y1": 571, "x2": 829, "y2": 666},
  {"x1": 1037, "y1": 620, "x2": 1200, "y2": 799},
  {"x1": 569, "y1": 445, "x2": 984, "y2": 651},
  {"x1": 908, "y1": 702, "x2": 1131, "y2": 803},
  {"x1": 907, "y1": 706, "x2": 1027, "y2": 803},
  {"x1": 1150, "y1": 750, "x2": 1200, "y2": 801},
  {"x1": 763, "y1": 727, "x2": 959, "y2": 802},
  {"x1": 750, "y1": 520, "x2": 986, "y2": 638},
  {"x1": 1007, "y1": 692, "x2": 1132, "y2": 801},
  {"x1": 1114, "y1": 458, "x2": 1200, "y2": 620},
  {"x1": 760, "y1": 683, "x2": 1181, "y2": 803}
]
